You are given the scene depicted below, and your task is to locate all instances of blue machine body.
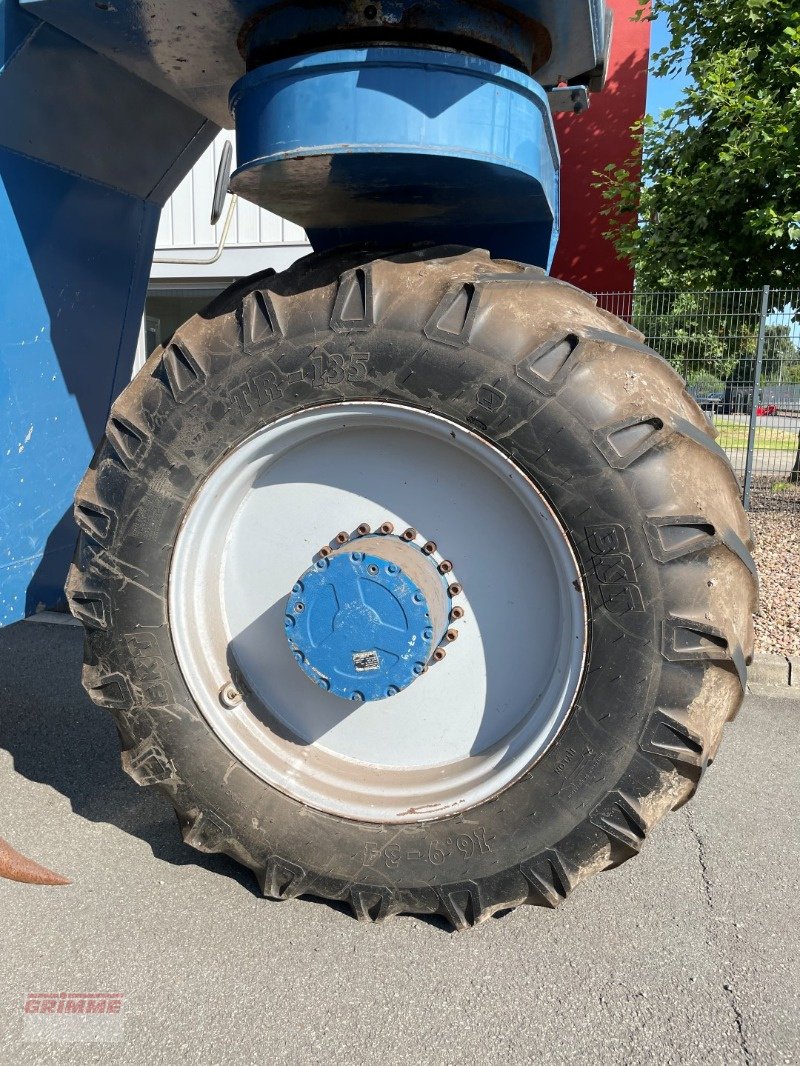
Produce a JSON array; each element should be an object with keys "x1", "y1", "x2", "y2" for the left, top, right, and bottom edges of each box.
[
  {"x1": 0, "y1": 1, "x2": 215, "y2": 622},
  {"x1": 1, "y1": 0, "x2": 610, "y2": 625},
  {"x1": 285, "y1": 550, "x2": 444, "y2": 703},
  {"x1": 20, "y1": 1, "x2": 611, "y2": 129},
  {"x1": 230, "y1": 48, "x2": 560, "y2": 268}
]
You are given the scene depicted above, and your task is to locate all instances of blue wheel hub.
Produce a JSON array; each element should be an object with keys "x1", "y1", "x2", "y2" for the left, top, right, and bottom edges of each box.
[{"x1": 285, "y1": 533, "x2": 453, "y2": 702}]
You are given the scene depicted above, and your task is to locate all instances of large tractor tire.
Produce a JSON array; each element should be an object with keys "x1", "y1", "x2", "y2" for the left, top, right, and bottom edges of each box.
[{"x1": 67, "y1": 246, "x2": 756, "y2": 928}]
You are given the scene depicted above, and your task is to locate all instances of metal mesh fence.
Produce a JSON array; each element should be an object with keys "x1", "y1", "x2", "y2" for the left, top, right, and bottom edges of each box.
[{"x1": 593, "y1": 287, "x2": 800, "y2": 513}]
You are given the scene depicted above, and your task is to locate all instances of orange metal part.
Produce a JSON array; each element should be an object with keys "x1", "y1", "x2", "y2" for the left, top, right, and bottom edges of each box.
[{"x1": 0, "y1": 836, "x2": 71, "y2": 886}]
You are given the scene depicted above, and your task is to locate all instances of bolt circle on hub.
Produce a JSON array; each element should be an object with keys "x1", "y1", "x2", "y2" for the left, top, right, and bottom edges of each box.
[{"x1": 285, "y1": 530, "x2": 454, "y2": 701}]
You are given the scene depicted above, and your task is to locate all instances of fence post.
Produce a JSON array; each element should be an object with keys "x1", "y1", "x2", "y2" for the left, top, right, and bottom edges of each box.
[
  {"x1": 742, "y1": 285, "x2": 770, "y2": 510},
  {"x1": 790, "y1": 432, "x2": 800, "y2": 485}
]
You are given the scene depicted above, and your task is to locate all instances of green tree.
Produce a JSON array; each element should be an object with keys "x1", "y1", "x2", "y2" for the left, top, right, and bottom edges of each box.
[
  {"x1": 627, "y1": 293, "x2": 800, "y2": 384},
  {"x1": 729, "y1": 324, "x2": 800, "y2": 386},
  {"x1": 596, "y1": 0, "x2": 800, "y2": 291},
  {"x1": 761, "y1": 324, "x2": 800, "y2": 382},
  {"x1": 630, "y1": 291, "x2": 754, "y2": 380}
]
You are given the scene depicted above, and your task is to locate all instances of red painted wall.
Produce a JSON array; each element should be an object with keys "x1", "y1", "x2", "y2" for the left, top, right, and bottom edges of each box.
[{"x1": 550, "y1": 1, "x2": 651, "y2": 293}]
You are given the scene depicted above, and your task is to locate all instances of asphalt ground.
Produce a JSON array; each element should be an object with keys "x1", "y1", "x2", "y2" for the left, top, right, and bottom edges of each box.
[{"x1": 1, "y1": 619, "x2": 798, "y2": 1065}]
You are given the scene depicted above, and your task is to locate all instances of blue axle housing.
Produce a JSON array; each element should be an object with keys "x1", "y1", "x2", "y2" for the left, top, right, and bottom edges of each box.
[{"x1": 231, "y1": 47, "x2": 561, "y2": 268}]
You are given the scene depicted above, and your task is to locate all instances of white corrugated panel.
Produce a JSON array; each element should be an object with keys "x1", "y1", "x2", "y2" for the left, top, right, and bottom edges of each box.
[{"x1": 156, "y1": 132, "x2": 310, "y2": 253}]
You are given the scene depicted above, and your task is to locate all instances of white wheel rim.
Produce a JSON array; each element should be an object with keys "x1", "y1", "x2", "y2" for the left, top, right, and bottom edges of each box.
[{"x1": 169, "y1": 402, "x2": 588, "y2": 823}]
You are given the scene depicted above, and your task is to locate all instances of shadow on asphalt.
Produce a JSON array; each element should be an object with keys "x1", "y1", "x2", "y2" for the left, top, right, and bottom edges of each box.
[
  {"x1": 0, "y1": 621, "x2": 260, "y2": 896},
  {"x1": 0, "y1": 620, "x2": 461, "y2": 932}
]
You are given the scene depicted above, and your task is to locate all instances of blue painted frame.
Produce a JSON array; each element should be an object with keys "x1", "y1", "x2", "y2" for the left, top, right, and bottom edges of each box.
[{"x1": 0, "y1": 1, "x2": 215, "y2": 624}]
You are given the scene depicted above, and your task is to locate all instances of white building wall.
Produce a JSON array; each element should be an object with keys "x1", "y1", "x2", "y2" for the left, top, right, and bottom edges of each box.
[
  {"x1": 135, "y1": 134, "x2": 312, "y2": 374},
  {"x1": 150, "y1": 132, "x2": 311, "y2": 283}
]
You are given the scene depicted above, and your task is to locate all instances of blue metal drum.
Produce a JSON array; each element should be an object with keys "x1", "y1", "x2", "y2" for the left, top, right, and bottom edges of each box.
[{"x1": 230, "y1": 47, "x2": 560, "y2": 267}]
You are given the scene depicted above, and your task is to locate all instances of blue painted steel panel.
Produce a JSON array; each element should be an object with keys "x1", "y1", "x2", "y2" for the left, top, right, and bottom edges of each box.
[
  {"x1": 230, "y1": 48, "x2": 560, "y2": 267},
  {"x1": 0, "y1": 17, "x2": 215, "y2": 203},
  {"x1": 0, "y1": 147, "x2": 161, "y2": 621},
  {"x1": 22, "y1": 1, "x2": 611, "y2": 128},
  {"x1": 0, "y1": 2, "x2": 214, "y2": 625}
]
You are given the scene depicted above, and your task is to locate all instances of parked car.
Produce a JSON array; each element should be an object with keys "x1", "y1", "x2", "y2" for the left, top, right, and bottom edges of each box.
[
  {"x1": 693, "y1": 391, "x2": 725, "y2": 413},
  {"x1": 723, "y1": 386, "x2": 752, "y2": 415}
]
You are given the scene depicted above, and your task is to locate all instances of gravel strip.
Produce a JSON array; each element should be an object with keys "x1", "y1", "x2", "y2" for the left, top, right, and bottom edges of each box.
[{"x1": 749, "y1": 511, "x2": 800, "y2": 656}]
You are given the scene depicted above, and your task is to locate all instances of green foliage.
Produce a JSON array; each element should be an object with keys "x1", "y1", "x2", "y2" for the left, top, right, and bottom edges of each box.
[
  {"x1": 628, "y1": 293, "x2": 800, "y2": 382},
  {"x1": 731, "y1": 323, "x2": 800, "y2": 383},
  {"x1": 630, "y1": 291, "x2": 749, "y2": 379},
  {"x1": 595, "y1": 1, "x2": 800, "y2": 291},
  {"x1": 761, "y1": 324, "x2": 800, "y2": 381},
  {"x1": 686, "y1": 370, "x2": 725, "y2": 391}
]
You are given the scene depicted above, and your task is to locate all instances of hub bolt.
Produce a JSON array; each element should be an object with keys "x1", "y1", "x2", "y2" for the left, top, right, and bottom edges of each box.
[
  {"x1": 357, "y1": 523, "x2": 371, "y2": 536},
  {"x1": 379, "y1": 521, "x2": 394, "y2": 535},
  {"x1": 448, "y1": 583, "x2": 462, "y2": 597},
  {"x1": 422, "y1": 541, "x2": 437, "y2": 555},
  {"x1": 335, "y1": 531, "x2": 349, "y2": 545},
  {"x1": 445, "y1": 629, "x2": 459, "y2": 643},
  {"x1": 401, "y1": 528, "x2": 417, "y2": 541},
  {"x1": 433, "y1": 648, "x2": 447, "y2": 663},
  {"x1": 319, "y1": 545, "x2": 332, "y2": 558},
  {"x1": 219, "y1": 683, "x2": 242, "y2": 708},
  {"x1": 438, "y1": 560, "x2": 453, "y2": 574},
  {"x1": 450, "y1": 606, "x2": 465, "y2": 621}
]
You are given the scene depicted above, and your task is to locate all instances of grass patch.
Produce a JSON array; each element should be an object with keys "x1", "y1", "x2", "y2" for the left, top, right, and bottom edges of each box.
[{"x1": 713, "y1": 421, "x2": 800, "y2": 453}]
